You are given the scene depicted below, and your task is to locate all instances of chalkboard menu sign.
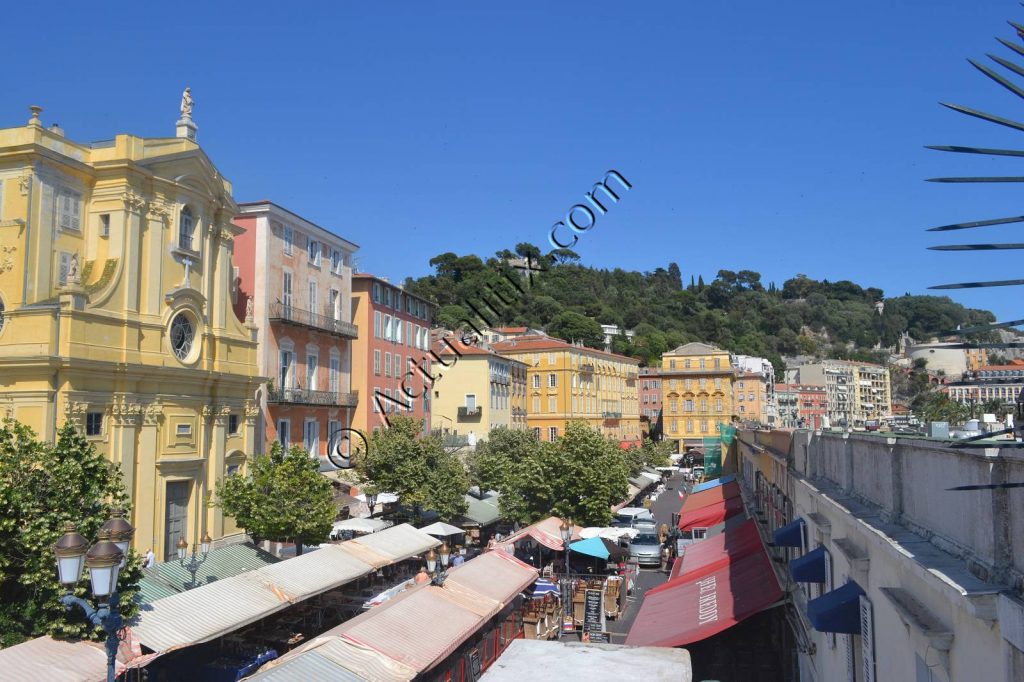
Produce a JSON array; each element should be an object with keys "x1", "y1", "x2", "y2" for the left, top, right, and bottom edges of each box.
[
  {"x1": 585, "y1": 631, "x2": 609, "y2": 644},
  {"x1": 467, "y1": 648, "x2": 482, "y2": 681},
  {"x1": 583, "y1": 589, "x2": 604, "y2": 633}
]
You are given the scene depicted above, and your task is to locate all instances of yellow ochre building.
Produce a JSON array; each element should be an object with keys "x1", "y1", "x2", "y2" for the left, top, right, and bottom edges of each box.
[
  {"x1": 661, "y1": 342, "x2": 736, "y2": 451},
  {"x1": 0, "y1": 103, "x2": 263, "y2": 560},
  {"x1": 490, "y1": 335, "x2": 641, "y2": 444},
  {"x1": 429, "y1": 335, "x2": 528, "y2": 441}
]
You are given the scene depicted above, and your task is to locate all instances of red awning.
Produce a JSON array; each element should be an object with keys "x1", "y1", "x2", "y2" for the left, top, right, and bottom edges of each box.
[
  {"x1": 626, "y1": 519, "x2": 783, "y2": 647},
  {"x1": 678, "y1": 495, "x2": 745, "y2": 531},
  {"x1": 655, "y1": 519, "x2": 763, "y2": 594},
  {"x1": 619, "y1": 440, "x2": 642, "y2": 450},
  {"x1": 679, "y1": 481, "x2": 741, "y2": 514}
]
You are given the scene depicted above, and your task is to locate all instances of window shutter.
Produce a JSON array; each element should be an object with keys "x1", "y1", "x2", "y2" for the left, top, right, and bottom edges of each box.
[
  {"x1": 70, "y1": 191, "x2": 80, "y2": 230},
  {"x1": 860, "y1": 597, "x2": 875, "y2": 682},
  {"x1": 845, "y1": 634, "x2": 856, "y2": 682}
]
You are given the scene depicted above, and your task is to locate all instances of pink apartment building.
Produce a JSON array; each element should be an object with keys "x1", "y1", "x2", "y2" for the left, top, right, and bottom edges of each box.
[
  {"x1": 350, "y1": 274, "x2": 435, "y2": 437},
  {"x1": 232, "y1": 201, "x2": 359, "y2": 464}
]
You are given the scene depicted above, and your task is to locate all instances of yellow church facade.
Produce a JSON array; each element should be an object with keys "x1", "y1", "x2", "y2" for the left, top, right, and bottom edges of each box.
[{"x1": 0, "y1": 106, "x2": 263, "y2": 560}]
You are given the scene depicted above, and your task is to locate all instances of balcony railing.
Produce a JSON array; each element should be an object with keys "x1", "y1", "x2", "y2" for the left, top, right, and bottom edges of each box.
[
  {"x1": 269, "y1": 302, "x2": 359, "y2": 339},
  {"x1": 579, "y1": 364, "x2": 595, "y2": 373},
  {"x1": 458, "y1": 406, "x2": 482, "y2": 420},
  {"x1": 268, "y1": 387, "x2": 359, "y2": 407},
  {"x1": 602, "y1": 411, "x2": 622, "y2": 419}
]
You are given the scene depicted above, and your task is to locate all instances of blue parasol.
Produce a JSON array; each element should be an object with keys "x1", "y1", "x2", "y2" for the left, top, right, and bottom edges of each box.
[{"x1": 530, "y1": 578, "x2": 560, "y2": 598}]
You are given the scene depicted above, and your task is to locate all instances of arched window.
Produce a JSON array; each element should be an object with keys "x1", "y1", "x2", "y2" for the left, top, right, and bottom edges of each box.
[{"x1": 178, "y1": 206, "x2": 195, "y2": 250}]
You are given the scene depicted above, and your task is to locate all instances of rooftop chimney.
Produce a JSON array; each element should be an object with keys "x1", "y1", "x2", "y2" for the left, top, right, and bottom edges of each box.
[{"x1": 49, "y1": 123, "x2": 64, "y2": 137}]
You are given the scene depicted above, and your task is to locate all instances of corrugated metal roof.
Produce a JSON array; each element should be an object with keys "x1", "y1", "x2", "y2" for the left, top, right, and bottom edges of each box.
[
  {"x1": 155, "y1": 543, "x2": 279, "y2": 591},
  {"x1": 254, "y1": 546, "x2": 371, "y2": 600},
  {"x1": 247, "y1": 637, "x2": 416, "y2": 681},
  {"x1": 136, "y1": 572, "x2": 182, "y2": 604},
  {"x1": 346, "y1": 523, "x2": 440, "y2": 563},
  {"x1": 462, "y1": 494, "x2": 501, "y2": 525},
  {"x1": 336, "y1": 586, "x2": 483, "y2": 672},
  {"x1": 0, "y1": 636, "x2": 107, "y2": 682},
  {"x1": 133, "y1": 569, "x2": 292, "y2": 652},
  {"x1": 443, "y1": 551, "x2": 537, "y2": 609},
  {"x1": 133, "y1": 525, "x2": 437, "y2": 653}
]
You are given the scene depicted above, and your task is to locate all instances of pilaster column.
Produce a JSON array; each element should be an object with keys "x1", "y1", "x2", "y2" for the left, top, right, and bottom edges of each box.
[
  {"x1": 137, "y1": 405, "x2": 161, "y2": 553},
  {"x1": 109, "y1": 395, "x2": 143, "y2": 490},
  {"x1": 144, "y1": 203, "x2": 170, "y2": 315},
  {"x1": 120, "y1": 191, "x2": 146, "y2": 313}
]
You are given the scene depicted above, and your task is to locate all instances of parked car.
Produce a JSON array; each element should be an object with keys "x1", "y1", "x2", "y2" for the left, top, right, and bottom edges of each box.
[
  {"x1": 628, "y1": 530, "x2": 663, "y2": 567},
  {"x1": 612, "y1": 507, "x2": 655, "y2": 527}
]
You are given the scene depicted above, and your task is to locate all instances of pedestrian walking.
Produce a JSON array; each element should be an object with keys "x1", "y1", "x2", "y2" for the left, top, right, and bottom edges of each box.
[{"x1": 144, "y1": 548, "x2": 156, "y2": 568}]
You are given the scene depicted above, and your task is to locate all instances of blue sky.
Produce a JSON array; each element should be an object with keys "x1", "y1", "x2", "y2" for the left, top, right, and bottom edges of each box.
[{"x1": 7, "y1": 1, "x2": 1024, "y2": 321}]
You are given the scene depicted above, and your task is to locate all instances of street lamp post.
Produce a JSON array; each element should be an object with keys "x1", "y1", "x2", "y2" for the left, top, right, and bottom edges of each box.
[
  {"x1": 53, "y1": 514, "x2": 135, "y2": 682},
  {"x1": 176, "y1": 532, "x2": 212, "y2": 589},
  {"x1": 559, "y1": 519, "x2": 573, "y2": 637},
  {"x1": 425, "y1": 542, "x2": 450, "y2": 585}
]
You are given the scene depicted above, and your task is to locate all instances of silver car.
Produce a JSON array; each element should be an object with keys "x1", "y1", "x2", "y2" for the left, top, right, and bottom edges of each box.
[{"x1": 629, "y1": 531, "x2": 662, "y2": 567}]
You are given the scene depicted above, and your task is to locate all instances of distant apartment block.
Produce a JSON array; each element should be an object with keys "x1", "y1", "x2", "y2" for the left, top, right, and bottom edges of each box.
[
  {"x1": 430, "y1": 335, "x2": 528, "y2": 441},
  {"x1": 600, "y1": 323, "x2": 635, "y2": 352},
  {"x1": 946, "y1": 359, "x2": 1024, "y2": 407},
  {"x1": 233, "y1": 201, "x2": 359, "y2": 464},
  {"x1": 660, "y1": 342, "x2": 736, "y2": 451},
  {"x1": 350, "y1": 275, "x2": 435, "y2": 436},
  {"x1": 776, "y1": 383, "x2": 827, "y2": 429},
  {"x1": 491, "y1": 335, "x2": 641, "y2": 445},
  {"x1": 790, "y1": 360, "x2": 891, "y2": 427},
  {"x1": 732, "y1": 355, "x2": 778, "y2": 426}
]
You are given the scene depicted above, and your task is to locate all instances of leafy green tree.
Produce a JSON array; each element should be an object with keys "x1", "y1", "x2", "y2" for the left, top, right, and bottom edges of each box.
[
  {"x1": 920, "y1": 393, "x2": 970, "y2": 426},
  {"x1": 981, "y1": 399, "x2": 1009, "y2": 418},
  {"x1": 359, "y1": 416, "x2": 468, "y2": 521},
  {"x1": 217, "y1": 442, "x2": 335, "y2": 556},
  {"x1": 623, "y1": 438, "x2": 672, "y2": 477},
  {"x1": 482, "y1": 422, "x2": 628, "y2": 527},
  {"x1": 546, "y1": 310, "x2": 605, "y2": 349},
  {"x1": 0, "y1": 421, "x2": 142, "y2": 647}
]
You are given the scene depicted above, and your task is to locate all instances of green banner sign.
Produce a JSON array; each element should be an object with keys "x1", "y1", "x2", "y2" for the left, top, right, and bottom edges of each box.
[
  {"x1": 702, "y1": 436, "x2": 722, "y2": 479},
  {"x1": 719, "y1": 423, "x2": 737, "y2": 446}
]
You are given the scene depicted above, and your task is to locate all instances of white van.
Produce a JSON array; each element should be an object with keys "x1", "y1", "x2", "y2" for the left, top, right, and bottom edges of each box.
[{"x1": 613, "y1": 507, "x2": 655, "y2": 527}]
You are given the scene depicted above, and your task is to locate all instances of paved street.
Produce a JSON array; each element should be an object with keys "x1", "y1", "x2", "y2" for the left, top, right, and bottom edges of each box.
[{"x1": 606, "y1": 472, "x2": 689, "y2": 643}]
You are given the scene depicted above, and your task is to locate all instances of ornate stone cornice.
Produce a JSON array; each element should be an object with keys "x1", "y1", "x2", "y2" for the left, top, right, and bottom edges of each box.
[
  {"x1": 146, "y1": 202, "x2": 171, "y2": 223},
  {"x1": 142, "y1": 404, "x2": 162, "y2": 426},
  {"x1": 110, "y1": 396, "x2": 143, "y2": 426},
  {"x1": 0, "y1": 244, "x2": 16, "y2": 275},
  {"x1": 218, "y1": 227, "x2": 234, "y2": 243},
  {"x1": 18, "y1": 174, "x2": 31, "y2": 196},
  {"x1": 244, "y1": 400, "x2": 259, "y2": 423},
  {"x1": 120, "y1": 190, "x2": 146, "y2": 214}
]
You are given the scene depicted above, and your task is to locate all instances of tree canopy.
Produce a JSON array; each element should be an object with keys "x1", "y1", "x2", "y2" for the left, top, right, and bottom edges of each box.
[
  {"x1": 0, "y1": 421, "x2": 142, "y2": 647},
  {"x1": 216, "y1": 442, "x2": 336, "y2": 555},
  {"x1": 404, "y1": 245, "x2": 997, "y2": 374},
  {"x1": 469, "y1": 422, "x2": 629, "y2": 527},
  {"x1": 359, "y1": 415, "x2": 468, "y2": 521}
]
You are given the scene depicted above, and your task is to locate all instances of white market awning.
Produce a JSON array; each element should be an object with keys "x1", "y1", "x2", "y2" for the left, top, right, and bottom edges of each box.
[
  {"x1": 418, "y1": 521, "x2": 465, "y2": 537},
  {"x1": 332, "y1": 518, "x2": 393, "y2": 536}
]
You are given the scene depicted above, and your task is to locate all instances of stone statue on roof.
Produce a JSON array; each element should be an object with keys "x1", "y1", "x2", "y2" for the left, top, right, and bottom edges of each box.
[{"x1": 180, "y1": 87, "x2": 194, "y2": 118}]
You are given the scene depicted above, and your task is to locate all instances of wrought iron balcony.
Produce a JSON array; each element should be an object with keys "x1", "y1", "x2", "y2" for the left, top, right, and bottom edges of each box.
[
  {"x1": 269, "y1": 302, "x2": 359, "y2": 339},
  {"x1": 602, "y1": 411, "x2": 622, "y2": 418},
  {"x1": 458, "y1": 406, "x2": 482, "y2": 420},
  {"x1": 268, "y1": 387, "x2": 359, "y2": 407},
  {"x1": 579, "y1": 364, "x2": 595, "y2": 373}
]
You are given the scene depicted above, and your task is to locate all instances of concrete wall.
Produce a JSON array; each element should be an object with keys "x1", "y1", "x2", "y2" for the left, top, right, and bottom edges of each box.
[{"x1": 738, "y1": 429, "x2": 1024, "y2": 682}]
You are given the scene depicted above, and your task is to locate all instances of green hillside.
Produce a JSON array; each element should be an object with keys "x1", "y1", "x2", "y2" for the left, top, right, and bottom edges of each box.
[{"x1": 404, "y1": 244, "x2": 996, "y2": 373}]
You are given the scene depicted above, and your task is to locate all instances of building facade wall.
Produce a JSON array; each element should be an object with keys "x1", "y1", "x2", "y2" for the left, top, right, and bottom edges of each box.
[
  {"x1": 491, "y1": 337, "x2": 640, "y2": 443},
  {"x1": 737, "y1": 430, "x2": 1024, "y2": 682},
  {"x1": 0, "y1": 119, "x2": 262, "y2": 560},
  {"x1": 350, "y1": 275, "x2": 433, "y2": 438},
  {"x1": 232, "y1": 204, "x2": 358, "y2": 464},
  {"x1": 660, "y1": 343, "x2": 735, "y2": 451}
]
